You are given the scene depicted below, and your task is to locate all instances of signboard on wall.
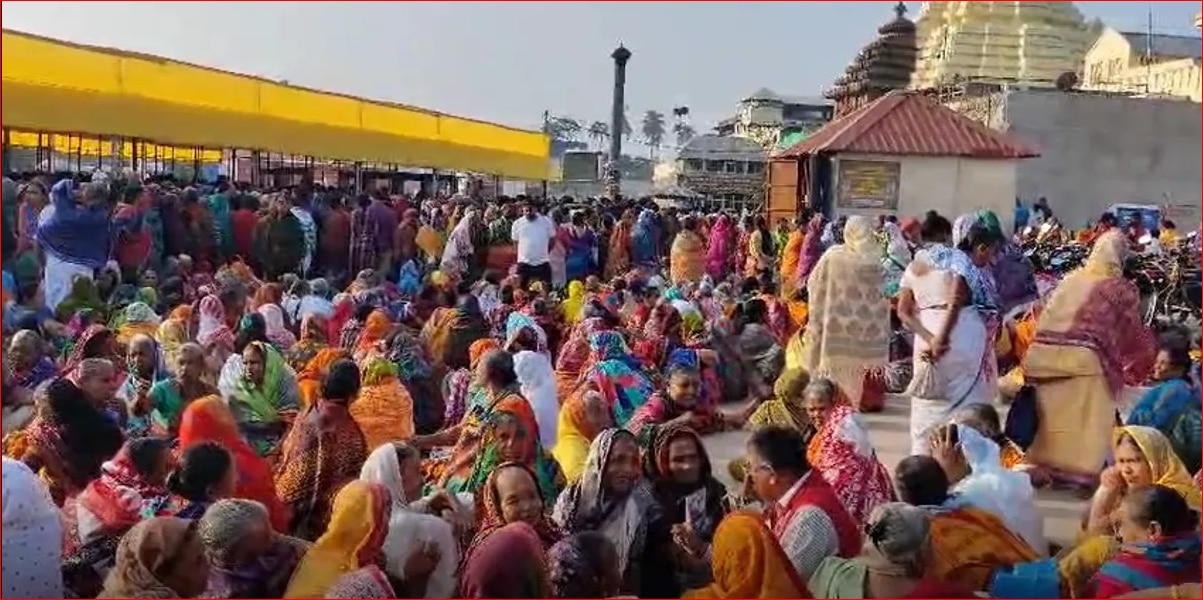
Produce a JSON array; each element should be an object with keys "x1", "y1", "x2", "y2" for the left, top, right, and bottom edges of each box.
[{"x1": 836, "y1": 159, "x2": 900, "y2": 210}]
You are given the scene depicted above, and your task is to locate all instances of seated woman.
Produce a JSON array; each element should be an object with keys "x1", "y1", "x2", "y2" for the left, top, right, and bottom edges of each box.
[
  {"x1": 7, "y1": 330, "x2": 56, "y2": 392},
  {"x1": 1126, "y1": 342, "x2": 1201, "y2": 474},
  {"x1": 62, "y1": 438, "x2": 176, "y2": 598},
  {"x1": 295, "y1": 347, "x2": 349, "y2": 411},
  {"x1": 727, "y1": 367, "x2": 813, "y2": 484},
  {"x1": 682, "y1": 512, "x2": 809, "y2": 598},
  {"x1": 1087, "y1": 485, "x2": 1202, "y2": 598},
  {"x1": 554, "y1": 313, "x2": 613, "y2": 398},
  {"x1": 451, "y1": 407, "x2": 563, "y2": 505},
  {"x1": 145, "y1": 342, "x2": 216, "y2": 437},
  {"x1": 553, "y1": 388, "x2": 615, "y2": 485},
  {"x1": 350, "y1": 356, "x2": 415, "y2": 450},
  {"x1": 626, "y1": 364, "x2": 748, "y2": 437},
  {"x1": 285, "y1": 314, "x2": 329, "y2": 372},
  {"x1": 641, "y1": 422, "x2": 731, "y2": 589},
  {"x1": 547, "y1": 532, "x2": 624, "y2": 599},
  {"x1": 97, "y1": 517, "x2": 210, "y2": 599},
  {"x1": 217, "y1": 341, "x2": 301, "y2": 456},
  {"x1": 893, "y1": 454, "x2": 1039, "y2": 592},
  {"x1": 198, "y1": 499, "x2": 312, "y2": 598},
  {"x1": 955, "y1": 403, "x2": 1032, "y2": 473},
  {"x1": 441, "y1": 339, "x2": 499, "y2": 428},
  {"x1": 576, "y1": 331, "x2": 656, "y2": 427},
  {"x1": 470, "y1": 462, "x2": 563, "y2": 553},
  {"x1": 1022, "y1": 232, "x2": 1155, "y2": 489},
  {"x1": 459, "y1": 522, "x2": 552, "y2": 598},
  {"x1": 801, "y1": 378, "x2": 895, "y2": 527},
  {"x1": 359, "y1": 443, "x2": 461, "y2": 599},
  {"x1": 809, "y1": 502, "x2": 974, "y2": 598},
  {"x1": 178, "y1": 396, "x2": 289, "y2": 532},
  {"x1": 284, "y1": 481, "x2": 393, "y2": 598},
  {"x1": 167, "y1": 441, "x2": 237, "y2": 519},
  {"x1": 1058, "y1": 426, "x2": 1203, "y2": 597},
  {"x1": 274, "y1": 359, "x2": 368, "y2": 541},
  {"x1": 552, "y1": 428, "x2": 678, "y2": 598}
]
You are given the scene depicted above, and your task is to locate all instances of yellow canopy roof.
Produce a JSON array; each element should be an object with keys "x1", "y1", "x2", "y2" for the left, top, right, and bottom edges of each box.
[{"x1": 1, "y1": 29, "x2": 552, "y2": 180}]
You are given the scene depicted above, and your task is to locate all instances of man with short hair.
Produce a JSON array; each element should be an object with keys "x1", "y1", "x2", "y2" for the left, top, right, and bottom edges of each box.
[{"x1": 510, "y1": 199, "x2": 556, "y2": 289}]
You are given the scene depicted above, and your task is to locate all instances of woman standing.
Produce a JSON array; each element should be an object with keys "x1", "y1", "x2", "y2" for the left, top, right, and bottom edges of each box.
[
  {"x1": 1022, "y1": 231, "x2": 1155, "y2": 488},
  {"x1": 705, "y1": 214, "x2": 734, "y2": 282},
  {"x1": 896, "y1": 215, "x2": 1001, "y2": 455},
  {"x1": 802, "y1": 215, "x2": 891, "y2": 412},
  {"x1": 669, "y1": 217, "x2": 707, "y2": 287}
]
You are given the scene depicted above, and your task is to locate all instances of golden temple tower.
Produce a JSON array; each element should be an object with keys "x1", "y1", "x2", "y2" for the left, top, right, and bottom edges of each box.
[{"x1": 910, "y1": 1, "x2": 1093, "y2": 90}]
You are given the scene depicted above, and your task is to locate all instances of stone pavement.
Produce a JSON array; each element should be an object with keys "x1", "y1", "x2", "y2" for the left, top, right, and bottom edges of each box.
[{"x1": 701, "y1": 394, "x2": 1090, "y2": 547}]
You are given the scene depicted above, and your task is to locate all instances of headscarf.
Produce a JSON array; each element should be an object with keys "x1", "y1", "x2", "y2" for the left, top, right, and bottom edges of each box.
[
  {"x1": 642, "y1": 422, "x2": 728, "y2": 542},
  {"x1": 1082, "y1": 231, "x2": 1129, "y2": 279},
  {"x1": 178, "y1": 396, "x2": 290, "y2": 531},
  {"x1": 287, "y1": 314, "x2": 329, "y2": 371},
  {"x1": 471, "y1": 461, "x2": 563, "y2": 551},
  {"x1": 883, "y1": 221, "x2": 911, "y2": 268},
  {"x1": 953, "y1": 424, "x2": 1047, "y2": 553},
  {"x1": 459, "y1": 522, "x2": 550, "y2": 598},
  {"x1": 2, "y1": 458, "x2": 64, "y2": 598},
  {"x1": 155, "y1": 306, "x2": 192, "y2": 369},
  {"x1": 55, "y1": 276, "x2": 106, "y2": 322},
  {"x1": 284, "y1": 481, "x2": 392, "y2": 598},
  {"x1": 1114, "y1": 426, "x2": 1202, "y2": 511},
  {"x1": 631, "y1": 210, "x2": 658, "y2": 267},
  {"x1": 682, "y1": 512, "x2": 809, "y2": 598},
  {"x1": 218, "y1": 342, "x2": 294, "y2": 425},
  {"x1": 98, "y1": 517, "x2": 205, "y2": 599},
  {"x1": 461, "y1": 408, "x2": 564, "y2": 506},
  {"x1": 579, "y1": 331, "x2": 655, "y2": 426},
  {"x1": 513, "y1": 350, "x2": 560, "y2": 448},
  {"x1": 706, "y1": 215, "x2": 734, "y2": 280},
  {"x1": 196, "y1": 294, "x2": 235, "y2": 351},
  {"x1": 354, "y1": 309, "x2": 393, "y2": 357},
  {"x1": 795, "y1": 214, "x2": 825, "y2": 285},
  {"x1": 562, "y1": 281, "x2": 586, "y2": 324},
  {"x1": 351, "y1": 357, "x2": 415, "y2": 447},
  {"x1": 358, "y1": 444, "x2": 460, "y2": 598},
  {"x1": 258, "y1": 304, "x2": 298, "y2": 350},
  {"x1": 62, "y1": 324, "x2": 115, "y2": 378}
]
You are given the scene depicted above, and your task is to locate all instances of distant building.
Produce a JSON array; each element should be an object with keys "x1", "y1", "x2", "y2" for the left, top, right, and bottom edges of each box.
[
  {"x1": 825, "y1": 2, "x2": 918, "y2": 119},
  {"x1": 714, "y1": 90, "x2": 833, "y2": 151},
  {"x1": 673, "y1": 134, "x2": 768, "y2": 212},
  {"x1": 1081, "y1": 27, "x2": 1202, "y2": 102}
]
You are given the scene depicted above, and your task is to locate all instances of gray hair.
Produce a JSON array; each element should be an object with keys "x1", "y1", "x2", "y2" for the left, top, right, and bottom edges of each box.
[
  {"x1": 864, "y1": 502, "x2": 931, "y2": 575},
  {"x1": 77, "y1": 358, "x2": 115, "y2": 378},
  {"x1": 198, "y1": 499, "x2": 271, "y2": 562},
  {"x1": 309, "y1": 278, "x2": 330, "y2": 297},
  {"x1": 802, "y1": 377, "x2": 839, "y2": 405}
]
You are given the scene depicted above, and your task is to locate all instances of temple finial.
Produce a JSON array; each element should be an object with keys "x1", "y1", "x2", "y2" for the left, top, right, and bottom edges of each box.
[{"x1": 894, "y1": 1, "x2": 907, "y2": 18}]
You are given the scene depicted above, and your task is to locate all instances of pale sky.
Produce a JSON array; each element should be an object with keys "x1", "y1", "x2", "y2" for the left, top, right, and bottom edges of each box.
[{"x1": 3, "y1": 1, "x2": 1198, "y2": 149}]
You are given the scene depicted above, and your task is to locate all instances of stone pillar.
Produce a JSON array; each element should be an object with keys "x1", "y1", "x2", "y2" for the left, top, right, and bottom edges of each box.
[{"x1": 607, "y1": 45, "x2": 632, "y2": 199}]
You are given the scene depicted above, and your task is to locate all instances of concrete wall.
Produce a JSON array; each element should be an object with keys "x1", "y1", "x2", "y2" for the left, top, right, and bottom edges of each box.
[
  {"x1": 999, "y1": 90, "x2": 1202, "y2": 228},
  {"x1": 832, "y1": 152, "x2": 1019, "y2": 232}
]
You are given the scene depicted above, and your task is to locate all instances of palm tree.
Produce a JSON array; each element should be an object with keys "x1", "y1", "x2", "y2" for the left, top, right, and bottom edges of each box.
[
  {"x1": 673, "y1": 122, "x2": 696, "y2": 148},
  {"x1": 587, "y1": 121, "x2": 610, "y2": 151},
  {"x1": 641, "y1": 110, "x2": 667, "y2": 159},
  {"x1": 541, "y1": 116, "x2": 583, "y2": 142}
]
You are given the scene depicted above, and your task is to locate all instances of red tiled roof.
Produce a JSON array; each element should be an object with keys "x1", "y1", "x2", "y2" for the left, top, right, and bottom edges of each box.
[{"x1": 775, "y1": 90, "x2": 1040, "y2": 159}]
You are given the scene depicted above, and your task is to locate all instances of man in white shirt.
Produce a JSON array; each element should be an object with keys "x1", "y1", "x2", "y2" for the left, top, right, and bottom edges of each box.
[{"x1": 510, "y1": 199, "x2": 556, "y2": 288}]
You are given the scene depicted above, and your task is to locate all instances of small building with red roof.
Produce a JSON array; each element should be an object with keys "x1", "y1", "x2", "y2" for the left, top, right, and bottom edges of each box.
[{"x1": 766, "y1": 89, "x2": 1040, "y2": 230}]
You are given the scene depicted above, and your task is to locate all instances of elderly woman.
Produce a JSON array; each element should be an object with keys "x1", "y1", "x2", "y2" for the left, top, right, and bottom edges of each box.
[
  {"x1": 7, "y1": 330, "x2": 56, "y2": 391},
  {"x1": 97, "y1": 517, "x2": 210, "y2": 599},
  {"x1": 118, "y1": 334, "x2": 170, "y2": 438},
  {"x1": 1087, "y1": 485, "x2": 1202, "y2": 598},
  {"x1": 801, "y1": 378, "x2": 895, "y2": 527},
  {"x1": 576, "y1": 330, "x2": 656, "y2": 427},
  {"x1": 459, "y1": 522, "x2": 552, "y2": 598},
  {"x1": 359, "y1": 443, "x2": 462, "y2": 599},
  {"x1": 553, "y1": 387, "x2": 616, "y2": 484},
  {"x1": 274, "y1": 359, "x2": 368, "y2": 540},
  {"x1": 1022, "y1": 232, "x2": 1156, "y2": 488},
  {"x1": 802, "y1": 216, "x2": 891, "y2": 412},
  {"x1": 452, "y1": 408, "x2": 563, "y2": 504},
  {"x1": 470, "y1": 462, "x2": 563, "y2": 554},
  {"x1": 217, "y1": 341, "x2": 300, "y2": 456},
  {"x1": 552, "y1": 428, "x2": 677, "y2": 598},
  {"x1": 198, "y1": 499, "x2": 311, "y2": 598},
  {"x1": 809, "y1": 503, "x2": 973, "y2": 598},
  {"x1": 1126, "y1": 341, "x2": 1201, "y2": 473},
  {"x1": 682, "y1": 512, "x2": 809, "y2": 598},
  {"x1": 144, "y1": 342, "x2": 215, "y2": 436}
]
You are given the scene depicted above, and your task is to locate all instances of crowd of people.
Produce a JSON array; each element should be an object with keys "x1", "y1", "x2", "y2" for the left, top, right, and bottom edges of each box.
[{"x1": 1, "y1": 172, "x2": 1200, "y2": 599}]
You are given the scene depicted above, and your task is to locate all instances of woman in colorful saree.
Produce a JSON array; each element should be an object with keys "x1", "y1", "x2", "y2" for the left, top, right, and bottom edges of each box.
[
  {"x1": 9, "y1": 377, "x2": 124, "y2": 505},
  {"x1": 778, "y1": 216, "x2": 807, "y2": 297},
  {"x1": 198, "y1": 499, "x2": 311, "y2": 599},
  {"x1": 893, "y1": 455, "x2": 1039, "y2": 592},
  {"x1": 352, "y1": 308, "x2": 393, "y2": 361},
  {"x1": 274, "y1": 359, "x2": 368, "y2": 541},
  {"x1": 351, "y1": 356, "x2": 415, "y2": 450},
  {"x1": 554, "y1": 312, "x2": 614, "y2": 398},
  {"x1": 977, "y1": 210, "x2": 1038, "y2": 318},
  {"x1": 421, "y1": 293, "x2": 489, "y2": 371},
  {"x1": 605, "y1": 209, "x2": 635, "y2": 280},
  {"x1": 62, "y1": 437, "x2": 175, "y2": 598},
  {"x1": 155, "y1": 305, "x2": 192, "y2": 369},
  {"x1": 1022, "y1": 231, "x2": 1156, "y2": 488},
  {"x1": 896, "y1": 215, "x2": 1001, "y2": 455},
  {"x1": 626, "y1": 363, "x2": 730, "y2": 437},
  {"x1": 801, "y1": 378, "x2": 895, "y2": 527},
  {"x1": 1126, "y1": 342, "x2": 1201, "y2": 473},
  {"x1": 552, "y1": 428, "x2": 676, "y2": 598},
  {"x1": 258, "y1": 303, "x2": 297, "y2": 351},
  {"x1": 564, "y1": 211, "x2": 597, "y2": 283},
  {"x1": 217, "y1": 341, "x2": 300, "y2": 456},
  {"x1": 681, "y1": 511, "x2": 808, "y2": 599},
  {"x1": 705, "y1": 214, "x2": 733, "y2": 282},
  {"x1": 7, "y1": 329, "x2": 57, "y2": 391},
  {"x1": 459, "y1": 522, "x2": 552, "y2": 598},
  {"x1": 144, "y1": 342, "x2": 216, "y2": 436},
  {"x1": 55, "y1": 274, "x2": 107, "y2": 323},
  {"x1": 196, "y1": 294, "x2": 236, "y2": 376},
  {"x1": 359, "y1": 442, "x2": 461, "y2": 599},
  {"x1": 285, "y1": 314, "x2": 329, "y2": 372},
  {"x1": 97, "y1": 517, "x2": 211, "y2": 599},
  {"x1": 801, "y1": 215, "x2": 892, "y2": 412},
  {"x1": 61, "y1": 323, "x2": 121, "y2": 375},
  {"x1": 669, "y1": 216, "x2": 706, "y2": 287},
  {"x1": 451, "y1": 406, "x2": 563, "y2": 504},
  {"x1": 554, "y1": 387, "x2": 616, "y2": 484},
  {"x1": 795, "y1": 213, "x2": 826, "y2": 289},
  {"x1": 469, "y1": 462, "x2": 563, "y2": 554},
  {"x1": 442, "y1": 338, "x2": 499, "y2": 428},
  {"x1": 576, "y1": 330, "x2": 656, "y2": 427},
  {"x1": 808, "y1": 502, "x2": 973, "y2": 599},
  {"x1": 178, "y1": 395, "x2": 290, "y2": 531},
  {"x1": 744, "y1": 216, "x2": 775, "y2": 278},
  {"x1": 284, "y1": 481, "x2": 392, "y2": 598},
  {"x1": 1087, "y1": 485, "x2": 1202, "y2": 598}
]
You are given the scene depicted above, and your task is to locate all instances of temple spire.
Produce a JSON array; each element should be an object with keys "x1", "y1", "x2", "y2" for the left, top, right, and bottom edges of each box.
[{"x1": 894, "y1": 1, "x2": 907, "y2": 19}]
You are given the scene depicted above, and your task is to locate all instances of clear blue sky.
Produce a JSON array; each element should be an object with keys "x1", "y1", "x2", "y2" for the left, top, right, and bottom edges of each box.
[{"x1": 3, "y1": 1, "x2": 1198, "y2": 147}]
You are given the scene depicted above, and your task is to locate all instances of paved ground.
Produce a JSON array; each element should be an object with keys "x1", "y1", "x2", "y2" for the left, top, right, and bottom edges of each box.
[{"x1": 701, "y1": 394, "x2": 1089, "y2": 547}]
